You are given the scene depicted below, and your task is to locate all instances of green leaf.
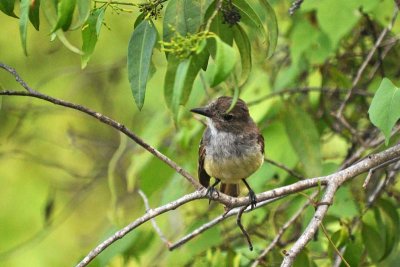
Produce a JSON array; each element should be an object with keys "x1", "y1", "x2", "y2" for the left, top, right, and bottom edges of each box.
[
  {"x1": 233, "y1": 0, "x2": 268, "y2": 49},
  {"x1": 233, "y1": 24, "x2": 251, "y2": 86},
  {"x1": 328, "y1": 228, "x2": 349, "y2": 259},
  {"x1": 163, "y1": 0, "x2": 204, "y2": 43},
  {"x1": 53, "y1": 0, "x2": 76, "y2": 32},
  {"x1": 81, "y1": 7, "x2": 106, "y2": 68},
  {"x1": 19, "y1": 0, "x2": 30, "y2": 55},
  {"x1": 362, "y1": 223, "x2": 384, "y2": 262},
  {"x1": 342, "y1": 232, "x2": 363, "y2": 267},
  {"x1": 164, "y1": 56, "x2": 180, "y2": 108},
  {"x1": 199, "y1": 0, "x2": 213, "y2": 25},
  {"x1": 29, "y1": 0, "x2": 41, "y2": 30},
  {"x1": 258, "y1": 0, "x2": 278, "y2": 58},
  {"x1": 377, "y1": 199, "x2": 400, "y2": 261},
  {"x1": 368, "y1": 78, "x2": 400, "y2": 145},
  {"x1": 172, "y1": 51, "x2": 207, "y2": 113},
  {"x1": 328, "y1": 186, "x2": 359, "y2": 218},
  {"x1": 283, "y1": 104, "x2": 322, "y2": 177},
  {"x1": 208, "y1": 11, "x2": 233, "y2": 57},
  {"x1": 171, "y1": 59, "x2": 191, "y2": 119},
  {"x1": 127, "y1": 20, "x2": 158, "y2": 110},
  {"x1": 208, "y1": 36, "x2": 238, "y2": 87},
  {"x1": 70, "y1": 0, "x2": 91, "y2": 30},
  {"x1": 316, "y1": 0, "x2": 360, "y2": 47},
  {"x1": 0, "y1": 0, "x2": 17, "y2": 17},
  {"x1": 293, "y1": 249, "x2": 313, "y2": 267}
]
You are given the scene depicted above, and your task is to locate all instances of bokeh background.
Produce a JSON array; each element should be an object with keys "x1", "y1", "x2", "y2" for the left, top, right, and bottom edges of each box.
[{"x1": 1, "y1": 0, "x2": 400, "y2": 266}]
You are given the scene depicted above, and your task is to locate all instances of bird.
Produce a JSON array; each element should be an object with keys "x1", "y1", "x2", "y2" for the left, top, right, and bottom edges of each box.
[{"x1": 190, "y1": 96, "x2": 264, "y2": 208}]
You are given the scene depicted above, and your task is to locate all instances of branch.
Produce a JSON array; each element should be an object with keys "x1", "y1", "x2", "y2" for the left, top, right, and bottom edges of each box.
[
  {"x1": 236, "y1": 205, "x2": 253, "y2": 251},
  {"x1": 264, "y1": 157, "x2": 305, "y2": 180},
  {"x1": 251, "y1": 192, "x2": 316, "y2": 267},
  {"x1": 289, "y1": 0, "x2": 304, "y2": 15},
  {"x1": 76, "y1": 191, "x2": 204, "y2": 267},
  {"x1": 281, "y1": 182, "x2": 338, "y2": 266},
  {"x1": 247, "y1": 87, "x2": 372, "y2": 106},
  {"x1": 138, "y1": 189, "x2": 171, "y2": 248},
  {"x1": 169, "y1": 196, "x2": 284, "y2": 250},
  {"x1": 0, "y1": 63, "x2": 201, "y2": 190},
  {"x1": 2, "y1": 63, "x2": 400, "y2": 266},
  {"x1": 336, "y1": 6, "x2": 399, "y2": 117}
]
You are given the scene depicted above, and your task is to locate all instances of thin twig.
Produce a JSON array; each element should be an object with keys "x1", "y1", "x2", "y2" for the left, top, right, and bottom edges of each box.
[
  {"x1": 251, "y1": 192, "x2": 316, "y2": 267},
  {"x1": 76, "y1": 191, "x2": 204, "y2": 267},
  {"x1": 169, "y1": 196, "x2": 284, "y2": 250},
  {"x1": 93, "y1": 0, "x2": 137, "y2": 6},
  {"x1": 0, "y1": 63, "x2": 36, "y2": 93},
  {"x1": 236, "y1": 205, "x2": 253, "y2": 251},
  {"x1": 247, "y1": 87, "x2": 372, "y2": 106},
  {"x1": 281, "y1": 182, "x2": 339, "y2": 266},
  {"x1": 205, "y1": 0, "x2": 223, "y2": 32},
  {"x1": 363, "y1": 156, "x2": 400, "y2": 188},
  {"x1": 138, "y1": 190, "x2": 171, "y2": 248},
  {"x1": 336, "y1": 7, "x2": 399, "y2": 116},
  {"x1": 3, "y1": 63, "x2": 400, "y2": 266},
  {"x1": 264, "y1": 157, "x2": 305, "y2": 180},
  {"x1": 289, "y1": 0, "x2": 304, "y2": 15},
  {"x1": 320, "y1": 223, "x2": 351, "y2": 267},
  {"x1": 0, "y1": 62, "x2": 201, "y2": 190}
]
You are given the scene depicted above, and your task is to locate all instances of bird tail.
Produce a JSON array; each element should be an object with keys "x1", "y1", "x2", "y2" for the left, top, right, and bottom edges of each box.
[{"x1": 220, "y1": 183, "x2": 239, "y2": 197}]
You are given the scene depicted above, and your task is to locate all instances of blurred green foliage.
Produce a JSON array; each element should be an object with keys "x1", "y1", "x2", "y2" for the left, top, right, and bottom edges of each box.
[{"x1": 1, "y1": 0, "x2": 400, "y2": 267}]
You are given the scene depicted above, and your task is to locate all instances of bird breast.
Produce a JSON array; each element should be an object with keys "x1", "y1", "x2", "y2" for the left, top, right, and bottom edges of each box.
[{"x1": 203, "y1": 124, "x2": 263, "y2": 182}]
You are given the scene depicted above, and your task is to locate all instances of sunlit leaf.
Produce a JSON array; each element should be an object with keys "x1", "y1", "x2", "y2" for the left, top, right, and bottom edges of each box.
[
  {"x1": 53, "y1": 0, "x2": 77, "y2": 32},
  {"x1": 28, "y1": 0, "x2": 41, "y2": 30},
  {"x1": 316, "y1": 0, "x2": 360, "y2": 47},
  {"x1": 19, "y1": 0, "x2": 30, "y2": 55},
  {"x1": 208, "y1": 36, "x2": 238, "y2": 87},
  {"x1": 0, "y1": 0, "x2": 17, "y2": 18},
  {"x1": 233, "y1": 24, "x2": 251, "y2": 86},
  {"x1": 127, "y1": 20, "x2": 158, "y2": 110},
  {"x1": 368, "y1": 78, "x2": 400, "y2": 145},
  {"x1": 283, "y1": 104, "x2": 322, "y2": 177},
  {"x1": 81, "y1": 7, "x2": 106, "y2": 68}
]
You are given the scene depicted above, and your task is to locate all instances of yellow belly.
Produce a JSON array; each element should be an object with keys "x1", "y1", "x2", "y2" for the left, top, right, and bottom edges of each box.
[{"x1": 204, "y1": 152, "x2": 264, "y2": 183}]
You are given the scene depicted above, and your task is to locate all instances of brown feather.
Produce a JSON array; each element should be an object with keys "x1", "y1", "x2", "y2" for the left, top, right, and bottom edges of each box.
[
  {"x1": 220, "y1": 183, "x2": 239, "y2": 197},
  {"x1": 258, "y1": 133, "x2": 265, "y2": 156},
  {"x1": 198, "y1": 138, "x2": 210, "y2": 188}
]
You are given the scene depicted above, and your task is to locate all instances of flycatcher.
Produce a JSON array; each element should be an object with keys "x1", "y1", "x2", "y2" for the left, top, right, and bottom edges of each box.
[{"x1": 191, "y1": 96, "x2": 264, "y2": 208}]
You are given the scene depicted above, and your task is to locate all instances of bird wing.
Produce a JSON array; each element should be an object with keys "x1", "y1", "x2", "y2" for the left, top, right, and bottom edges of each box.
[
  {"x1": 198, "y1": 137, "x2": 210, "y2": 188},
  {"x1": 258, "y1": 133, "x2": 265, "y2": 155}
]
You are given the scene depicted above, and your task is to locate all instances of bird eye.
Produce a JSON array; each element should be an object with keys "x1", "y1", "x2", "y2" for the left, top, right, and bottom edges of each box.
[{"x1": 223, "y1": 114, "x2": 234, "y2": 121}]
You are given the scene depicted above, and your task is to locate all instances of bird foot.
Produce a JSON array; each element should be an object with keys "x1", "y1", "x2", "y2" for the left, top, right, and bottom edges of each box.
[
  {"x1": 248, "y1": 190, "x2": 257, "y2": 210},
  {"x1": 206, "y1": 186, "x2": 220, "y2": 204}
]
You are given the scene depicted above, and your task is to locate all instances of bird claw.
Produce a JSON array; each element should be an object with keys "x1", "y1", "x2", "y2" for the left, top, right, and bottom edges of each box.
[
  {"x1": 248, "y1": 190, "x2": 257, "y2": 210},
  {"x1": 206, "y1": 186, "x2": 220, "y2": 204}
]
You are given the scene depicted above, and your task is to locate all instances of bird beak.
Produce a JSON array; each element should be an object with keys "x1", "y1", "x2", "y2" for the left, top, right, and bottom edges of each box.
[{"x1": 190, "y1": 107, "x2": 212, "y2": 118}]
